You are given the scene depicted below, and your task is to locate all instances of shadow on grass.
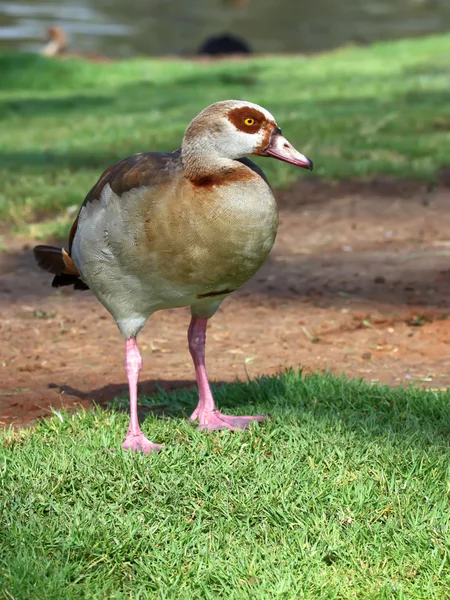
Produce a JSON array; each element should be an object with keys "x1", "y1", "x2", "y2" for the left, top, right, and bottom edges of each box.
[
  {"x1": 0, "y1": 95, "x2": 113, "y2": 121},
  {"x1": 45, "y1": 369, "x2": 450, "y2": 447},
  {"x1": 0, "y1": 52, "x2": 262, "y2": 92},
  {"x1": 0, "y1": 67, "x2": 260, "y2": 125},
  {"x1": 0, "y1": 149, "x2": 129, "y2": 172},
  {"x1": 50, "y1": 377, "x2": 200, "y2": 420},
  {"x1": 2, "y1": 84, "x2": 449, "y2": 169}
]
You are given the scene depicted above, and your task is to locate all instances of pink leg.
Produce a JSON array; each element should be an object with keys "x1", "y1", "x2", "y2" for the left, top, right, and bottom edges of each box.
[
  {"x1": 188, "y1": 316, "x2": 265, "y2": 430},
  {"x1": 121, "y1": 338, "x2": 161, "y2": 454}
]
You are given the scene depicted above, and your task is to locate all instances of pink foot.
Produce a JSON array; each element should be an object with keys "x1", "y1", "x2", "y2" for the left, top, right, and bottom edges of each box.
[
  {"x1": 121, "y1": 338, "x2": 162, "y2": 454},
  {"x1": 187, "y1": 317, "x2": 265, "y2": 432},
  {"x1": 122, "y1": 432, "x2": 162, "y2": 454},
  {"x1": 191, "y1": 409, "x2": 265, "y2": 431}
]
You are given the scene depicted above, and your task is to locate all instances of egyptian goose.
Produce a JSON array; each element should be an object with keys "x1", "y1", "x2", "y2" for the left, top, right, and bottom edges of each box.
[
  {"x1": 34, "y1": 100, "x2": 312, "y2": 453},
  {"x1": 40, "y1": 27, "x2": 68, "y2": 57},
  {"x1": 40, "y1": 26, "x2": 110, "y2": 62}
]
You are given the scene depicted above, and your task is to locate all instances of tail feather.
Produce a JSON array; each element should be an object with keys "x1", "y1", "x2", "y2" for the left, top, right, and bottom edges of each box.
[
  {"x1": 33, "y1": 244, "x2": 89, "y2": 291},
  {"x1": 33, "y1": 244, "x2": 65, "y2": 274},
  {"x1": 52, "y1": 274, "x2": 89, "y2": 290}
]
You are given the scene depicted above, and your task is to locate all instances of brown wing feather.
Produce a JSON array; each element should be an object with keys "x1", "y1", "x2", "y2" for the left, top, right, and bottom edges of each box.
[
  {"x1": 67, "y1": 150, "x2": 183, "y2": 252},
  {"x1": 37, "y1": 150, "x2": 182, "y2": 291}
]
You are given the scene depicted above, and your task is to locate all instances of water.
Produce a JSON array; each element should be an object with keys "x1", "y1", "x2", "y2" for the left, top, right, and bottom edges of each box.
[{"x1": 0, "y1": 0, "x2": 449, "y2": 58}]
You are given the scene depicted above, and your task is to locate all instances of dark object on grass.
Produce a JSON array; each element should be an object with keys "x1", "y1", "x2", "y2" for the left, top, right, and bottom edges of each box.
[{"x1": 197, "y1": 33, "x2": 252, "y2": 56}]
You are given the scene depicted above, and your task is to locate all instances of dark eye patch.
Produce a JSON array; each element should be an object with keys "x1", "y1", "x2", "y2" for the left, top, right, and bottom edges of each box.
[{"x1": 227, "y1": 106, "x2": 265, "y2": 133}]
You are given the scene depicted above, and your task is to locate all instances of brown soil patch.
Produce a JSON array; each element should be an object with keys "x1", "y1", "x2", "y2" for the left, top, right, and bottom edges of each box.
[{"x1": 2, "y1": 178, "x2": 450, "y2": 426}]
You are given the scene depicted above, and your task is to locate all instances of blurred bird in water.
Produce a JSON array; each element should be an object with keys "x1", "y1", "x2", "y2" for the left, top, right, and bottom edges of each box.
[{"x1": 40, "y1": 26, "x2": 111, "y2": 62}]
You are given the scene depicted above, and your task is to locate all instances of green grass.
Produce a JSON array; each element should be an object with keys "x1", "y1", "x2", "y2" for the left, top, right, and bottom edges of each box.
[
  {"x1": 1, "y1": 370, "x2": 450, "y2": 599},
  {"x1": 1, "y1": 34, "x2": 450, "y2": 234},
  {"x1": 2, "y1": 35, "x2": 450, "y2": 598}
]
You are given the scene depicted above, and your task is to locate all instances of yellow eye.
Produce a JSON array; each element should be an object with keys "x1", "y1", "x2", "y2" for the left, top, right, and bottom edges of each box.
[{"x1": 244, "y1": 117, "x2": 255, "y2": 126}]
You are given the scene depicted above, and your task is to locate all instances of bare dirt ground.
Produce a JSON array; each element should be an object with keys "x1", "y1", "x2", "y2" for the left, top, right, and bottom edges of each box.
[{"x1": 3, "y1": 178, "x2": 450, "y2": 426}]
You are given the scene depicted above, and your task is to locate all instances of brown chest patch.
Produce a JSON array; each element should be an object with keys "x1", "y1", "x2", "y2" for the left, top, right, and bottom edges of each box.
[{"x1": 190, "y1": 164, "x2": 258, "y2": 188}]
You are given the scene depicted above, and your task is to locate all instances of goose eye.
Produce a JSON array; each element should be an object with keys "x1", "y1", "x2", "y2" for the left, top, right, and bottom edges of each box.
[{"x1": 244, "y1": 117, "x2": 255, "y2": 126}]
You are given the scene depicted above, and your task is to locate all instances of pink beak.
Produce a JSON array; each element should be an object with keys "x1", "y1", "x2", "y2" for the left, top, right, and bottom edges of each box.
[{"x1": 262, "y1": 129, "x2": 313, "y2": 170}]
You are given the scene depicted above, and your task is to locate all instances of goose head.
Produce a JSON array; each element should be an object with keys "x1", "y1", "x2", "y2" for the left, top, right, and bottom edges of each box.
[{"x1": 182, "y1": 100, "x2": 313, "y2": 171}]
